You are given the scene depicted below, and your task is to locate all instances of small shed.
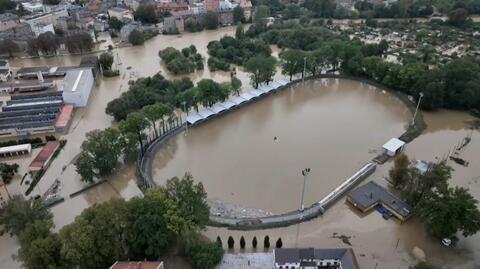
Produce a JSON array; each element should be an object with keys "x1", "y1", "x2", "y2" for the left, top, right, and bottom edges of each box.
[{"x1": 382, "y1": 138, "x2": 405, "y2": 157}]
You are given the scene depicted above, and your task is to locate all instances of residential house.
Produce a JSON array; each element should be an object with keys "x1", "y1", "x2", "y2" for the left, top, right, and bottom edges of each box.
[
  {"x1": 120, "y1": 22, "x2": 141, "y2": 42},
  {"x1": 24, "y1": 7, "x2": 69, "y2": 31},
  {"x1": 94, "y1": 19, "x2": 109, "y2": 31},
  {"x1": 108, "y1": 7, "x2": 134, "y2": 21},
  {"x1": 163, "y1": 13, "x2": 185, "y2": 33},
  {"x1": 239, "y1": 0, "x2": 252, "y2": 21},
  {"x1": 274, "y1": 248, "x2": 360, "y2": 269},
  {"x1": 0, "y1": 13, "x2": 19, "y2": 31},
  {"x1": 156, "y1": 1, "x2": 189, "y2": 13}
]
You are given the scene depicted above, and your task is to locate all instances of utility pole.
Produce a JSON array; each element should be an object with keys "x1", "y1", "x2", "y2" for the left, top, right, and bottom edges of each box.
[
  {"x1": 302, "y1": 57, "x2": 307, "y2": 83},
  {"x1": 300, "y1": 168, "x2": 311, "y2": 211},
  {"x1": 182, "y1": 101, "x2": 188, "y2": 136},
  {"x1": 411, "y1": 92, "x2": 424, "y2": 126}
]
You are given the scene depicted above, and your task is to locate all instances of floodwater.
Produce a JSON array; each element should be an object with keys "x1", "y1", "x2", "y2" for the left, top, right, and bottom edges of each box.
[
  {"x1": 151, "y1": 79, "x2": 410, "y2": 213},
  {"x1": 206, "y1": 111, "x2": 480, "y2": 269},
  {"x1": 1, "y1": 25, "x2": 479, "y2": 269}
]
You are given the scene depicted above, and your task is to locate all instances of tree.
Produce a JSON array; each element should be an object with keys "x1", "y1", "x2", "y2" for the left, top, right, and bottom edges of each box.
[
  {"x1": 279, "y1": 49, "x2": 306, "y2": 81},
  {"x1": 235, "y1": 23, "x2": 244, "y2": 39},
  {"x1": 165, "y1": 173, "x2": 210, "y2": 231},
  {"x1": 134, "y1": 5, "x2": 158, "y2": 24},
  {"x1": 65, "y1": 32, "x2": 93, "y2": 54},
  {"x1": 0, "y1": 0, "x2": 16, "y2": 13},
  {"x1": 303, "y1": 0, "x2": 336, "y2": 17},
  {"x1": 275, "y1": 237, "x2": 283, "y2": 248},
  {"x1": 35, "y1": 32, "x2": 59, "y2": 55},
  {"x1": 184, "y1": 17, "x2": 204, "y2": 32},
  {"x1": 0, "y1": 162, "x2": 19, "y2": 184},
  {"x1": 417, "y1": 187, "x2": 480, "y2": 239},
  {"x1": 142, "y1": 103, "x2": 172, "y2": 137},
  {"x1": 448, "y1": 8, "x2": 469, "y2": 27},
  {"x1": 43, "y1": 0, "x2": 60, "y2": 4},
  {"x1": 196, "y1": 79, "x2": 230, "y2": 106},
  {"x1": 126, "y1": 189, "x2": 183, "y2": 259},
  {"x1": 240, "y1": 236, "x2": 246, "y2": 249},
  {"x1": 205, "y1": 11, "x2": 219, "y2": 30},
  {"x1": 389, "y1": 153, "x2": 410, "y2": 188},
  {"x1": 254, "y1": 5, "x2": 270, "y2": 29},
  {"x1": 233, "y1": 5, "x2": 245, "y2": 23},
  {"x1": 108, "y1": 16, "x2": 123, "y2": 31},
  {"x1": 75, "y1": 128, "x2": 124, "y2": 183},
  {"x1": 216, "y1": 236, "x2": 222, "y2": 247},
  {"x1": 18, "y1": 220, "x2": 63, "y2": 269},
  {"x1": 99, "y1": 52, "x2": 114, "y2": 71},
  {"x1": 129, "y1": 30, "x2": 145, "y2": 45},
  {"x1": 244, "y1": 55, "x2": 277, "y2": 88},
  {"x1": 60, "y1": 199, "x2": 130, "y2": 269},
  {"x1": 228, "y1": 236, "x2": 234, "y2": 249},
  {"x1": 0, "y1": 39, "x2": 20, "y2": 57},
  {"x1": 231, "y1": 75, "x2": 242, "y2": 96},
  {"x1": 414, "y1": 262, "x2": 441, "y2": 269},
  {"x1": 120, "y1": 111, "x2": 149, "y2": 151},
  {"x1": 252, "y1": 236, "x2": 258, "y2": 248},
  {"x1": 264, "y1": 235, "x2": 270, "y2": 248},
  {"x1": 181, "y1": 232, "x2": 224, "y2": 269},
  {"x1": 0, "y1": 195, "x2": 52, "y2": 236}
]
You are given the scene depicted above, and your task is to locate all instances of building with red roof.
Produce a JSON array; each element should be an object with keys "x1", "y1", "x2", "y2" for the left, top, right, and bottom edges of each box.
[
  {"x1": 29, "y1": 141, "x2": 60, "y2": 172},
  {"x1": 55, "y1": 104, "x2": 74, "y2": 133}
]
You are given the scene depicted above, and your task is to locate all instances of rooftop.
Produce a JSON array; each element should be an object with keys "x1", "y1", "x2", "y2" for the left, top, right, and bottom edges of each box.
[
  {"x1": 274, "y1": 248, "x2": 360, "y2": 269},
  {"x1": 62, "y1": 68, "x2": 93, "y2": 94},
  {"x1": 29, "y1": 141, "x2": 60, "y2": 169},
  {"x1": 348, "y1": 181, "x2": 414, "y2": 219},
  {"x1": 215, "y1": 253, "x2": 274, "y2": 269},
  {"x1": 382, "y1": 137, "x2": 405, "y2": 152}
]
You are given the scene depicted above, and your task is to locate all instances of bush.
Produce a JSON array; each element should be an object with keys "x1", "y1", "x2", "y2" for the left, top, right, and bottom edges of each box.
[
  {"x1": 159, "y1": 46, "x2": 203, "y2": 74},
  {"x1": 129, "y1": 30, "x2": 145, "y2": 45},
  {"x1": 207, "y1": 57, "x2": 230, "y2": 71},
  {"x1": 103, "y1": 70, "x2": 120, "y2": 77},
  {"x1": 252, "y1": 236, "x2": 257, "y2": 248},
  {"x1": 182, "y1": 234, "x2": 224, "y2": 269},
  {"x1": 45, "y1": 135, "x2": 56, "y2": 142},
  {"x1": 264, "y1": 235, "x2": 270, "y2": 249},
  {"x1": 228, "y1": 236, "x2": 234, "y2": 249},
  {"x1": 240, "y1": 236, "x2": 246, "y2": 249}
]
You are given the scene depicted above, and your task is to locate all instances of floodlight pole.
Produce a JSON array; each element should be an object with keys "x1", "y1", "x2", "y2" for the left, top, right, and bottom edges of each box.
[
  {"x1": 411, "y1": 92, "x2": 424, "y2": 126},
  {"x1": 300, "y1": 168, "x2": 311, "y2": 211},
  {"x1": 182, "y1": 101, "x2": 188, "y2": 136},
  {"x1": 302, "y1": 57, "x2": 307, "y2": 83}
]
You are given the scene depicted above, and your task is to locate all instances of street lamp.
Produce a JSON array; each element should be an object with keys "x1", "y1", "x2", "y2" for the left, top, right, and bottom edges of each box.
[
  {"x1": 300, "y1": 168, "x2": 311, "y2": 211},
  {"x1": 302, "y1": 57, "x2": 307, "y2": 83},
  {"x1": 182, "y1": 101, "x2": 188, "y2": 136},
  {"x1": 411, "y1": 92, "x2": 424, "y2": 126}
]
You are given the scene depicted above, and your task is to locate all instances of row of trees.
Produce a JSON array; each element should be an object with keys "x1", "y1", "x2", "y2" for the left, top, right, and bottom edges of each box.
[
  {"x1": 159, "y1": 45, "x2": 204, "y2": 74},
  {"x1": 218, "y1": 235, "x2": 283, "y2": 249},
  {"x1": 0, "y1": 174, "x2": 222, "y2": 269},
  {"x1": 27, "y1": 31, "x2": 93, "y2": 56},
  {"x1": 389, "y1": 154, "x2": 480, "y2": 241}
]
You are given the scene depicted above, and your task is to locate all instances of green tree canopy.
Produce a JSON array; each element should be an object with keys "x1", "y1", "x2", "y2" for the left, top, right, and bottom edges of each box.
[
  {"x1": 129, "y1": 30, "x2": 145, "y2": 45},
  {"x1": 244, "y1": 55, "x2": 277, "y2": 88},
  {"x1": 233, "y1": 5, "x2": 245, "y2": 23},
  {"x1": 205, "y1": 11, "x2": 219, "y2": 29},
  {"x1": 108, "y1": 16, "x2": 123, "y2": 31},
  {"x1": 99, "y1": 52, "x2": 114, "y2": 71},
  {"x1": 166, "y1": 173, "x2": 210, "y2": 231},
  {"x1": 196, "y1": 79, "x2": 231, "y2": 106},
  {"x1": 134, "y1": 5, "x2": 158, "y2": 24},
  {"x1": 0, "y1": 196, "x2": 52, "y2": 236}
]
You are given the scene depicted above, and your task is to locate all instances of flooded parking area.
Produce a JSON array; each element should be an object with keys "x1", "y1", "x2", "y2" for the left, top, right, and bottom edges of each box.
[{"x1": 151, "y1": 78, "x2": 410, "y2": 213}]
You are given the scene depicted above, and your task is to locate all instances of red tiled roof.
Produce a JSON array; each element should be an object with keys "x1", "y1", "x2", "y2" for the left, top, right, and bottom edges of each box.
[
  {"x1": 29, "y1": 141, "x2": 60, "y2": 170},
  {"x1": 55, "y1": 104, "x2": 74, "y2": 129},
  {"x1": 240, "y1": 0, "x2": 252, "y2": 8},
  {"x1": 110, "y1": 261, "x2": 163, "y2": 269}
]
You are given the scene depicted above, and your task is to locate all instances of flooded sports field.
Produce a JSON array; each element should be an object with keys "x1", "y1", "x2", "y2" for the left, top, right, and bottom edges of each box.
[{"x1": 151, "y1": 78, "x2": 410, "y2": 213}]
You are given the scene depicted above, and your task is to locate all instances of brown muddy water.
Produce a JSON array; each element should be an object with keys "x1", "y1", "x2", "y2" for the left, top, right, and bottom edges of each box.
[
  {"x1": 151, "y1": 78, "x2": 410, "y2": 213},
  {"x1": 0, "y1": 26, "x2": 479, "y2": 269}
]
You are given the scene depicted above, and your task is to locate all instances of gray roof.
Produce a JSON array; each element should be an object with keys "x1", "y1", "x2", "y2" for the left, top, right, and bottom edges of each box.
[
  {"x1": 0, "y1": 13, "x2": 18, "y2": 22},
  {"x1": 62, "y1": 68, "x2": 93, "y2": 94},
  {"x1": 348, "y1": 181, "x2": 414, "y2": 219},
  {"x1": 274, "y1": 248, "x2": 360, "y2": 269}
]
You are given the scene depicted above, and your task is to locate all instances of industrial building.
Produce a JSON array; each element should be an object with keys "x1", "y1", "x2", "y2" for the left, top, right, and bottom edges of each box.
[
  {"x1": 0, "y1": 91, "x2": 65, "y2": 138},
  {"x1": 61, "y1": 68, "x2": 94, "y2": 107},
  {"x1": 29, "y1": 140, "x2": 60, "y2": 171}
]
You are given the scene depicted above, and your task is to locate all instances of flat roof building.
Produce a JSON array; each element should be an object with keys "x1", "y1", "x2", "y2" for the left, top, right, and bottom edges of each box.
[
  {"x1": 0, "y1": 144, "x2": 31, "y2": 158},
  {"x1": 382, "y1": 137, "x2": 405, "y2": 157},
  {"x1": 347, "y1": 181, "x2": 414, "y2": 221},
  {"x1": 273, "y1": 248, "x2": 360, "y2": 269},
  {"x1": 61, "y1": 68, "x2": 94, "y2": 107}
]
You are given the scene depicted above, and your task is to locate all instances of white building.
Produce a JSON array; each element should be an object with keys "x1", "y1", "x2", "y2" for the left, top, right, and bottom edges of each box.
[
  {"x1": 31, "y1": 23, "x2": 55, "y2": 37},
  {"x1": 108, "y1": 7, "x2": 134, "y2": 21},
  {"x1": 22, "y1": 2, "x2": 47, "y2": 13},
  {"x1": 382, "y1": 138, "x2": 406, "y2": 157},
  {"x1": 61, "y1": 68, "x2": 94, "y2": 107}
]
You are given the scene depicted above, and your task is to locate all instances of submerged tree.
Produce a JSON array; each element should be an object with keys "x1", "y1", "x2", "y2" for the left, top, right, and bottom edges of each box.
[
  {"x1": 228, "y1": 236, "x2": 235, "y2": 249},
  {"x1": 264, "y1": 235, "x2": 270, "y2": 249},
  {"x1": 240, "y1": 236, "x2": 246, "y2": 249},
  {"x1": 276, "y1": 237, "x2": 283, "y2": 248},
  {"x1": 252, "y1": 236, "x2": 258, "y2": 248}
]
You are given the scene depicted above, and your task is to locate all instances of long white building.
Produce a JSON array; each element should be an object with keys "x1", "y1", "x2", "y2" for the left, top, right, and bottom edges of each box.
[{"x1": 61, "y1": 68, "x2": 94, "y2": 107}]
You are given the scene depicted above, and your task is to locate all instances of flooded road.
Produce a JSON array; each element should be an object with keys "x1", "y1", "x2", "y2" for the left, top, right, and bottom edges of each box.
[{"x1": 151, "y1": 78, "x2": 410, "y2": 213}]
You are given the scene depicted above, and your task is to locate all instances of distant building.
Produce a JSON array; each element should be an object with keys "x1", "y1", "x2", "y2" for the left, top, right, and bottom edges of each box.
[
  {"x1": 22, "y1": 2, "x2": 47, "y2": 13},
  {"x1": 0, "y1": 181, "x2": 11, "y2": 208},
  {"x1": 163, "y1": 15, "x2": 184, "y2": 33},
  {"x1": 0, "y1": 13, "x2": 19, "y2": 31},
  {"x1": 347, "y1": 181, "x2": 414, "y2": 221},
  {"x1": 108, "y1": 7, "x2": 134, "y2": 21},
  {"x1": 94, "y1": 19, "x2": 109, "y2": 31},
  {"x1": 218, "y1": 10, "x2": 233, "y2": 26},
  {"x1": 120, "y1": 22, "x2": 141, "y2": 42},
  {"x1": 273, "y1": 248, "x2": 360, "y2": 269},
  {"x1": 109, "y1": 261, "x2": 164, "y2": 269},
  {"x1": 156, "y1": 1, "x2": 189, "y2": 13},
  {"x1": 0, "y1": 60, "x2": 12, "y2": 82},
  {"x1": 24, "y1": 8, "x2": 69, "y2": 31},
  {"x1": 61, "y1": 68, "x2": 94, "y2": 107}
]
